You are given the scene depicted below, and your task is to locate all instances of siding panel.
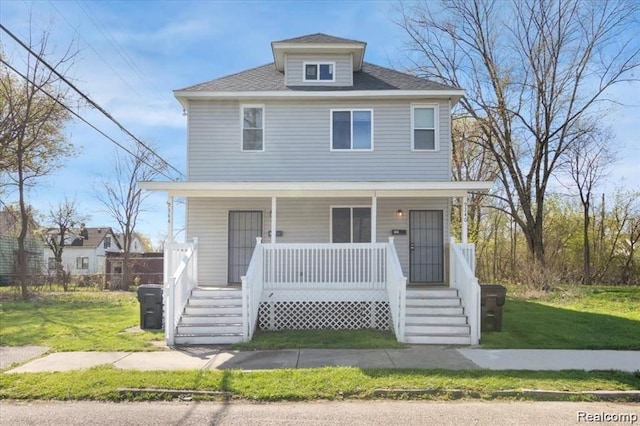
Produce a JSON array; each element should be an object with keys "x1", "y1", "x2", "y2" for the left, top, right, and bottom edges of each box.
[
  {"x1": 188, "y1": 99, "x2": 451, "y2": 182},
  {"x1": 285, "y1": 54, "x2": 352, "y2": 86}
]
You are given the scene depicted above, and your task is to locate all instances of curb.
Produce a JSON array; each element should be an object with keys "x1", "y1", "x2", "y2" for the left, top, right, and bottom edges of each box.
[{"x1": 373, "y1": 389, "x2": 640, "y2": 401}]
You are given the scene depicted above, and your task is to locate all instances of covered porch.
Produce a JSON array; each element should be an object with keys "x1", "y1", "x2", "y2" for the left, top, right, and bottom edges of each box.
[{"x1": 141, "y1": 181, "x2": 491, "y2": 346}]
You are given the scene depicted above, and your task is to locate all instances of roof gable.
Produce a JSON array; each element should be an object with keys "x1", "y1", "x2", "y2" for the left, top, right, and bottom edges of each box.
[
  {"x1": 273, "y1": 33, "x2": 365, "y2": 44},
  {"x1": 271, "y1": 33, "x2": 367, "y2": 71}
]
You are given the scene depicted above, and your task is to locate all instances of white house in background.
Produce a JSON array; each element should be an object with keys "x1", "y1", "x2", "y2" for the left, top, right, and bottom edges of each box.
[
  {"x1": 141, "y1": 33, "x2": 492, "y2": 346},
  {"x1": 115, "y1": 233, "x2": 147, "y2": 254},
  {"x1": 47, "y1": 226, "x2": 121, "y2": 275}
]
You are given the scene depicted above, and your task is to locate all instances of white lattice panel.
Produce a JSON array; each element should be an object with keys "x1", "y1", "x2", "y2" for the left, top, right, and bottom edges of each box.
[{"x1": 258, "y1": 300, "x2": 391, "y2": 331}]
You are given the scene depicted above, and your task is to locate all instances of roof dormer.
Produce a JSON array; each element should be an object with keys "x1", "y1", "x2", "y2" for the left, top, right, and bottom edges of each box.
[
  {"x1": 271, "y1": 33, "x2": 366, "y2": 71},
  {"x1": 271, "y1": 33, "x2": 366, "y2": 88}
]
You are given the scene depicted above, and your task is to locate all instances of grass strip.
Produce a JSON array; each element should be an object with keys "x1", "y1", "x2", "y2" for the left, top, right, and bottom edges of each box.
[
  {"x1": 232, "y1": 329, "x2": 405, "y2": 350},
  {"x1": 1, "y1": 366, "x2": 638, "y2": 402}
]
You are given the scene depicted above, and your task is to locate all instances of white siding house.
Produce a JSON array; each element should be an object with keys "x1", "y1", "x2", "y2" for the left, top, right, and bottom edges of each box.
[
  {"x1": 47, "y1": 227, "x2": 121, "y2": 276},
  {"x1": 141, "y1": 34, "x2": 492, "y2": 346}
]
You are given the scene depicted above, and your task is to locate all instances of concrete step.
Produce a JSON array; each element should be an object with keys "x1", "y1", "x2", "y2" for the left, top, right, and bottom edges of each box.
[
  {"x1": 184, "y1": 305, "x2": 242, "y2": 315},
  {"x1": 406, "y1": 288, "x2": 458, "y2": 298},
  {"x1": 177, "y1": 323, "x2": 243, "y2": 335},
  {"x1": 405, "y1": 297, "x2": 461, "y2": 307},
  {"x1": 404, "y1": 333, "x2": 471, "y2": 345},
  {"x1": 180, "y1": 313, "x2": 243, "y2": 325},
  {"x1": 405, "y1": 314, "x2": 468, "y2": 325},
  {"x1": 404, "y1": 324, "x2": 470, "y2": 335},
  {"x1": 406, "y1": 305, "x2": 465, "y2": 316},
  {"x1": 174, "y1": 333, "x2": 243, "y2": 345}
]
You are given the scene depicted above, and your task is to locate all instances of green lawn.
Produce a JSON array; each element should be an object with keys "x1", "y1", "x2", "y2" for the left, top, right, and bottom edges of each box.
[
  {"x1": 481, "y1": 286, "x2": 640, "y2": 349},
  {"x1": 0, "y1": 291, "x2": 162, "y2": 351},
  {"x1": 1, "y1": 366, "x2": 638, "y2": 402}
]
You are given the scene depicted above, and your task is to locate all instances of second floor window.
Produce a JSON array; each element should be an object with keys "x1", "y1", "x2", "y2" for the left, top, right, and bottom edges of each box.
[
  {"x1": 242, "y1": 105, "x2": 264, "y2": 151},
  {"x1": 412, "y1": 104, "x2": 438, "y2": 150},
  {"x1": 331, "y1": 109, "x2": 373, "y2": 151},
  {"x1": 104, "y1": 236, "x2": 111, "y2": 249},
  {"x1": 304, "y1": 62, "x2": 335, "y2": 82},
  {"x1": 76, "y1": 257, "x2": 89, "y2": 270}
]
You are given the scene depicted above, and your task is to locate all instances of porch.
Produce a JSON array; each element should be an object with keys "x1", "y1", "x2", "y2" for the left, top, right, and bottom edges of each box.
[
  {"x1": 139, "y1": 180, "x2": 490, "y2": 346},
  {"x1": 164, "y1": 236, "x2": 479, "y2": 346}
]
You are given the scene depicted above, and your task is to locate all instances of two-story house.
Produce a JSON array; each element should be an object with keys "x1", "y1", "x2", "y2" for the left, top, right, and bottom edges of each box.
[
  {"x1": 46, "y1": 226, "x2": 122, "y2": 276},
  {"x1": 142, "y1": 34, "x2": 492, "y2": 346}
]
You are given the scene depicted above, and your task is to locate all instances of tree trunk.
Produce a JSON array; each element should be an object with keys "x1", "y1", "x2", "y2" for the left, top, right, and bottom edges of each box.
[
  {"x1": 17, "y1": 152, "x2": 29, "y2": 299},
  {"x1": 583, "y1": 202, "x2": 591, "y2": 285}
]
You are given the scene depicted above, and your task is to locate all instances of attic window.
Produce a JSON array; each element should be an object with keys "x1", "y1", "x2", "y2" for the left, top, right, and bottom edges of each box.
[
  {"x1": 104, "y1": 236, "x2": 111, "y2": 249},
  {"x1": 304, "y1": 62, "x2": 335, "y2": 82}
]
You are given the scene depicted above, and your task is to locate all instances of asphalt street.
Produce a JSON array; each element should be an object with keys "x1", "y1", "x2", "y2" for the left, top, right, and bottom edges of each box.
[{"x1": 2, "y1": 400, "x2": 639, "y2": 426}]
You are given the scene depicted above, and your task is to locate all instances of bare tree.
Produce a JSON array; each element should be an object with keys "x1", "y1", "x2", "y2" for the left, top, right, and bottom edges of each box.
[
  {"x1": 565, "y1": 126, "x2": 616, "y2": 284},
  {"x1": 451, "y1": 116, "x2": 498, "y2": 240},
  {"x1": 96, "y1": 143, "x2": 165, "y2": 290},
  {"x1": 0, "y1": 26, "x2": 77, "y2": 298},
  {"x1": 39, "y1": 198, "x2": 87, "y2": 290},
  {"x1": 398, "y1": 0, "x2": 640, "y2": 269}
]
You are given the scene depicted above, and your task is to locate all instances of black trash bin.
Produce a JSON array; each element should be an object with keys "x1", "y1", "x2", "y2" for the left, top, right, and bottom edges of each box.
[
  {"x1": 136, "y1": 284, "x2": 163, "y2": 330},
  {"x1": 481, "y1": 284, "x2": 506, "y2": 332}
]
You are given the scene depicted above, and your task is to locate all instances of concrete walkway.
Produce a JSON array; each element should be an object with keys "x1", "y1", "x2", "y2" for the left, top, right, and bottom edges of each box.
[{"x1": 3, "y1": 346, "x2": 640, "y2": 373}]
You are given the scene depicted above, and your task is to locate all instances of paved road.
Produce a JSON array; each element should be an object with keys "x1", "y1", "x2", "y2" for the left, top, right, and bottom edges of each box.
[{"x1": 2, "y1": 400, "x2": 639, "y2": 425}]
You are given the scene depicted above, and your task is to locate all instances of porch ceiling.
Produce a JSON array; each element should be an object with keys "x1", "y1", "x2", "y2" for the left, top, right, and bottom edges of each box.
[{"x1": 139, "y1": 181, "x2": 493, "y2": 198}]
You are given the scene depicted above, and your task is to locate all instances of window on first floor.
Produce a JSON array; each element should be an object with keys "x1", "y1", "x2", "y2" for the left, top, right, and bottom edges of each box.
[
  {"x1": 241, "y1": 105, "x2": 264, "y2": 151},
  {"x1": 331, "y1": 109, "x2": 373, "y2": 151},
  {"x1": 304, "y1": 62, "x2": 335, "y2": 82},
  {"x1": 411, "y1": 104, "x2": 438, "y2": 150},
  {"x1": 48, "y1": 258, "x2": 56, "y2": 270},
  {"x1": 331, "y1": 207, "x2": 372, "y2": 243},
  {"x1": 76, "y1": 257, "x2": 89, "y2": 270}
]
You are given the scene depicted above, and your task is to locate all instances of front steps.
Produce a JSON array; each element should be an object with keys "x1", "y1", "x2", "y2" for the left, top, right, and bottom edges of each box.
[
  {"x1": 404, "y1": 288, "x2": 472, "y2": 345},
  {"x1": 172, "y1": 286, "x2": 473, "y2": 346},
  {"x1": 174, "y1": 287, "x2": 243, "y2": 345}
]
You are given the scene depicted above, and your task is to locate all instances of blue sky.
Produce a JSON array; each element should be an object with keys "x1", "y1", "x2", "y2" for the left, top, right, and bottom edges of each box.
[{"x1": 1, "y1": 0, "x2": 639, "y2": 246}]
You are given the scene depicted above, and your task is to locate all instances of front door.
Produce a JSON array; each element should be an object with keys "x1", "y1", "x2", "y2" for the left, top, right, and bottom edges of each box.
[
  {"x1": 228, "y1": 211, "x2": 263, "y2": 284},
  {"x1": 409, "y1": 210, "x2": 444, "y2": 283}
]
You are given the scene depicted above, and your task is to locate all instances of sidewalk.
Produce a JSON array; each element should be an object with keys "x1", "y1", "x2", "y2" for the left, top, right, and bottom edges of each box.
[{"x1": 3, "y1": 345, "x2": 640, "y2": 373}]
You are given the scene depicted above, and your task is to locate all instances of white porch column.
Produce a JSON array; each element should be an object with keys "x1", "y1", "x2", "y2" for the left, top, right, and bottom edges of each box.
[
  {"x1": 271, "y1": 196, "x2": 277, "y2": 243},
  {"x1": 371, "y1": 194, "x2": 377, "y2": 243},
  {"x1": 461, "y1": 194, "x2": 468, "y2": 244},
  {"x1": 165, "y1": 195, "x2": 174, "y2": 276}
]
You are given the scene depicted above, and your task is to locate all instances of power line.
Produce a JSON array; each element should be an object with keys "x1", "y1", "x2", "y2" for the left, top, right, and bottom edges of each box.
[
  {"x1": 0, "y1": 23, "x2": 185, "y2": 179},
  {"x1": 0, "y1": 57, "x2": 177, "y2": 181},
  {"x1": 47, "y1": 0, "x2": 150, "y2": 105}
]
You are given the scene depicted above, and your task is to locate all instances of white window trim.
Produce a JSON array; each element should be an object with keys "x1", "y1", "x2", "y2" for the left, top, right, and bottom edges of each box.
[
  {"x1": 411, "y1": 103, "x2": 439, "y2": 151},
  {"x1": 329, "y1": 205, "x2": 372, "y2": 243},
  {"x1": 329, "y1": 109, "x2": 374, "y2": 152},
  {"x1": 303, "y1": 61, "x2": 336, "y2": 82},
  {"x1": 240, "y1": 104, "x2": 265, "y2": 152}
]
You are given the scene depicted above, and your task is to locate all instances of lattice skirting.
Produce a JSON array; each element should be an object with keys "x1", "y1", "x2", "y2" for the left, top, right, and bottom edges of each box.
[{"x1": 258, "y1": 300, "x2": 391, "y2": 331}]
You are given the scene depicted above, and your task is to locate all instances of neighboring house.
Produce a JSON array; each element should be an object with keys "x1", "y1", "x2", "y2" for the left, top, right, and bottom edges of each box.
[
  {"x1": 115, "y1": 233, "x2": 148, "y2": 254},
  {"x1": 0, "y1": 207, "x2": 44, "y2": 281},
  {"x1": 46, "y1": 226, "x2": 121, "y2": 275},
  {"x1": 142, "y1": 34, "x2": 492, "y2": 346}
]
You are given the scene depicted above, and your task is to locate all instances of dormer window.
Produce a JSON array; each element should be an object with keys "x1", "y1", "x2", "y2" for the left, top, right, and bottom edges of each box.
[{"x1": 304, "y1": 62, "x2": 335, "y2": 82}]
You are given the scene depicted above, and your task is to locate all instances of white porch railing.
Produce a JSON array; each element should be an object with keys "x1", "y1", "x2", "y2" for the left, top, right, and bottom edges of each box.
[
  {"x1": 386, "y1": 237, "x2": 407, "y2": 342},
  {"x1": 241, "y1": 237, "x2": 264, "y2": 341},
  {"x1": 262, "y1": 242, "x2": 387, "y2": 289},
  {"x1": 449, "y1": 237, "x2": 480, "y2": 345},
  {"x1": 164, "y1": 238, "x2": 199, "y2": 346}
]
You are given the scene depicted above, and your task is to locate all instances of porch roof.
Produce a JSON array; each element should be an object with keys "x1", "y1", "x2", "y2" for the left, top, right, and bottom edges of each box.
[{"x1": 139, "y1": 181, "x2": 493, "y2": 198}]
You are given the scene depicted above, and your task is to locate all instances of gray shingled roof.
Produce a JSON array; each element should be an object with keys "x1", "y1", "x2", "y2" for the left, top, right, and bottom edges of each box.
[
  {"x1": 177, "y1": 62, "x2": 460, "y2": 92},
  {"x1": 273, "y1": 33, "x2": 365, "y2": 45}
]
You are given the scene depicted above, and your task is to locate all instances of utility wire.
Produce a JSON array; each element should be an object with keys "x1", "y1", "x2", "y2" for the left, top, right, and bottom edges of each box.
[
  {"x1": 0, "y1": 23, "x2": 185, "y2": 179},
  {"x1": 47, "y1": 0, "x2": 150, "y2": 105},
  {"x1": 0, "y1": 57, "x2": 177, "y2": 181}
]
